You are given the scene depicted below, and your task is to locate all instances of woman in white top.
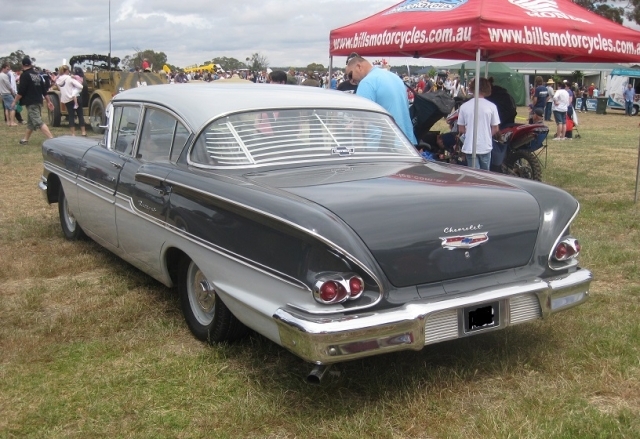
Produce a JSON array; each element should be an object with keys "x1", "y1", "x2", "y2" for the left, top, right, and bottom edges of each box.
[{"x1": 55, "y1": 65, "x2": 86, "y2": 136}]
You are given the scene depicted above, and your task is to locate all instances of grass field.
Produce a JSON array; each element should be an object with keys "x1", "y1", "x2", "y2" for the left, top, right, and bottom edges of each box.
[{"x1": 1, "y1": 107, "x2": 639, "y2": 438}]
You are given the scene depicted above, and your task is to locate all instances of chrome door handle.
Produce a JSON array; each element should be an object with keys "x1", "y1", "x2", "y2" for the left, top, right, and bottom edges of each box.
[{"x1": 110, "y1": 161, "x2": 123, "y2": 169}]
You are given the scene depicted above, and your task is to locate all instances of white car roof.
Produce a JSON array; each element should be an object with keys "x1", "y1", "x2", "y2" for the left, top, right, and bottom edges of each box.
[{"x1": 112, "y1": 82, "x2": 389, "y2": 131}]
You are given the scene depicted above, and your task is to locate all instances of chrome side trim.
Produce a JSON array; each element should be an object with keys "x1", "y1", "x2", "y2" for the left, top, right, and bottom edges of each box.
[
  {"x1": 163, "y1": 177, "x2": 385, "y2": 301},
  {"x1": 274, "y1": 269, "x2": 592, "y2": 364},
  {"x1": 113, "y1": 193, "x2": 311, "y2": 292}
]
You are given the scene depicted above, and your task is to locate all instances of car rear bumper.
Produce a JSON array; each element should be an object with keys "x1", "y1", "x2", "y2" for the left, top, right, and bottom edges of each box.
[{"x1": 274, "y1": 268, "x2": 592, "y2": 364}]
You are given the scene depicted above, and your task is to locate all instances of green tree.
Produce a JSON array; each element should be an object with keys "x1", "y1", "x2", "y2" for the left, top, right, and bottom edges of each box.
[
  {"x1": 0, "y1": 50, "x2": 31, "y2": 70},
  {"x1": 212, "y1": 57, "x2": 246, "y2": 72},
  {"x1": 572, "y1": 70, "x2": 585, "y2": 85},
  {"x1": 306, "y1": 63, "x2": 325, "y2": 72},
  {"x1": 245, "y1": 53, "x2": 269, "y2": 72},
  {"x1": 121, "y1": 49, "x2": 167, "y2": 71},
  {"x1": 574, "y1": 0, "x2": 624, "y2": 24},
  {"x1": 625, "y1": 0, "x2": 640, "y2": 25}
]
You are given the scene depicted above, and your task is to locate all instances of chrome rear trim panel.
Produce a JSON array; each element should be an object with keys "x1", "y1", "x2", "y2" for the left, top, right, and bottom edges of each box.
[{"x1": 274, "y1": 269, "x2": 592, "y2": 364}]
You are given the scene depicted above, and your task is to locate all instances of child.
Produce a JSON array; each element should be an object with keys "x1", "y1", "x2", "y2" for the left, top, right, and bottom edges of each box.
[{"x1": 70, "y1": 72, "x2": 83, "y2": 109}]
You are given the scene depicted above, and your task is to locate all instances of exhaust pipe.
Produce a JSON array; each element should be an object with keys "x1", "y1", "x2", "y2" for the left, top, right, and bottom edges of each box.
[{"x1": 306, "y1": 364, "x2": 332, "y2": 384}]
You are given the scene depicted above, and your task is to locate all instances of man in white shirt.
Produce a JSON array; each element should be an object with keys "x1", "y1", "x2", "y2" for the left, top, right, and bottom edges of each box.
[
  {"x1": 0, "y1": 62, "x2": 17, "y2": 126},
  {"x1": 457, "y1": 77, "x2": 501, "y2": 170},
  {"x1": 552, "y1": 81, "x2": 571, "y2": 140}
]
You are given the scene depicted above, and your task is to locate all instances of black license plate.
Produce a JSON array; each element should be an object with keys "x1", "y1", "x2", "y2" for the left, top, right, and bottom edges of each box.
[{"x1": 464, "y1": 301, "x2": 500, "y2": 332}]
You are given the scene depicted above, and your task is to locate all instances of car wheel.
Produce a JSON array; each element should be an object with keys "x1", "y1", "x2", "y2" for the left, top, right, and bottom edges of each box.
[
  {"x1": 48, "y1": 93, "x2": 61, "y2": 127},
  {"x1": 632, "y1": 105, "x2": 639, "y2": 116},
  {"x1": 178, "y1": 258, "x2": 248, "y2": 343},
  {"x1": 58, "y1": 185, "x2": 85, "y2": 240},
  {"x1": 90, "y1": 99, "x2": 105, "y2": 134},
  {"x1": 504, "y1": 150, "x2": 543, "y2": 181}
]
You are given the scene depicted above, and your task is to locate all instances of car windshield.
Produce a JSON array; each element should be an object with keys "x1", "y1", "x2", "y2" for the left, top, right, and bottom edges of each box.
[{"x1": 189, "y1": 108, "x2": 418, "y2": 167}]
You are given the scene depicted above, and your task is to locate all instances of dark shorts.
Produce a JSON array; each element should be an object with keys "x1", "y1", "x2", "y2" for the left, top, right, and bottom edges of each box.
[{"x1": 553, "y1": 110, "x2": 567, "y2": 125}]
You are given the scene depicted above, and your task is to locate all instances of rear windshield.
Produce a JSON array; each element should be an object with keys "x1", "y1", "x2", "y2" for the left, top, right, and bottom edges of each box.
[{"x1": 189, "y1": 108, "x2": 418, "y2": 167}]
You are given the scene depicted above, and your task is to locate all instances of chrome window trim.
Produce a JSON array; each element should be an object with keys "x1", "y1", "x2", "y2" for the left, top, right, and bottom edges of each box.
[
  {"x1": 107, "y1": 103, "x2": 144, "y2": 156},
  {"x1": 108, "y1": 102, "x2": 193, "y2": 159},
  {"x1": 163, "y1": 177, "x2": 385, "y2": 307}
]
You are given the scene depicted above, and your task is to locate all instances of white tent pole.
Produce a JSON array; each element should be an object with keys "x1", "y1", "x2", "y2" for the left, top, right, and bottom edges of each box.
[
  {"x1": 472, "y1": 49, "x2": 481, "y2": 168},
  {"x1": 635, "y1": 135, "x2": 640, "y2": 203},
  {"x1": 329, "y1": 56, "x2": 333, "y2": 80}
]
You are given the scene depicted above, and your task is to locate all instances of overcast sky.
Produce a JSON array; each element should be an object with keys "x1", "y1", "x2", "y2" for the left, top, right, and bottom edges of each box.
[{"x1": 1, "y1": 0, "x2": 454, "y2": 70}]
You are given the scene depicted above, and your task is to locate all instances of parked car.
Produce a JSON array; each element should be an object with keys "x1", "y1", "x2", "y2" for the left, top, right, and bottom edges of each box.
[{"x1": 39, "y1": 83, "x2": 592, "y2": 382}]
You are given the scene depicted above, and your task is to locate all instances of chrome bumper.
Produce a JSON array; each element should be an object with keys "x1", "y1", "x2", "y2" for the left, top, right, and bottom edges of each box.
[
  {"x1": 38, "y1": 176, "x2": 48, "y2": 203},
  {"x1": 274, "y1": 269, "x2": 592, "y2": 364}
]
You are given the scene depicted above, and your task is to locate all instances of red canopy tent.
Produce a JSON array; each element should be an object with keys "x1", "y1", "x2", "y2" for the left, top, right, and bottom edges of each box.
[
  {"x1": 329, "y1": 0, "x2": 640, "y2": 166},
  {"x1": 329, "y1": 0, "x2": 640, "y2": 63}
]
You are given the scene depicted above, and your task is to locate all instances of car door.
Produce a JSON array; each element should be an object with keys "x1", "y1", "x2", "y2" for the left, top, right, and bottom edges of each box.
[
  {"x1": 76, "y1": 104, "x2": 141, "y2": 249},
  {"x1": 115, "y1": 106, "x2": 191, "y2": 272}
]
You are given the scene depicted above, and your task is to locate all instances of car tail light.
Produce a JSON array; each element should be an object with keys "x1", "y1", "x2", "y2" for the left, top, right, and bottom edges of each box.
[
  {"x1": 552, "y1": 237, "x2": 580, "y2": 262},
  {"x1": 348, "y1": 275, "x2": 364, "y2": 299},
  {"x1": 313, "y1": 273, "x2": 366, "y2": 305}
]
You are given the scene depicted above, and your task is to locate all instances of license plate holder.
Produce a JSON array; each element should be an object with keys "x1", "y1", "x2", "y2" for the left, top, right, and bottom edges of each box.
[{"x1": 464, "y1": 301, "x2": 500, "y2": 333}]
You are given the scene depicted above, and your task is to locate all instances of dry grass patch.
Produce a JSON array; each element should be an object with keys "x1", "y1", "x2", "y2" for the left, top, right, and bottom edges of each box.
[{"x1": 1, "y1": 112, "x2": 639, "y2": 438}]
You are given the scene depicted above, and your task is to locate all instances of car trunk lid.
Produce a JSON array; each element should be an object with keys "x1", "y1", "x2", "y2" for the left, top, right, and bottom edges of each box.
[{"x1": 246, "y1": 162, "x2": 540, "y2": 287}]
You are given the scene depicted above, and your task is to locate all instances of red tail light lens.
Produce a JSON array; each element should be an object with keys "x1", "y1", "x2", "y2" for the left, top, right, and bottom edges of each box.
[
  {"x1": 553, "y1": 238, "x2": 580, "y2": 262},
  {"x1": 319, "y1": 281, "x2": 339, "y2": 302},
  {"x1": 348, "y1": 276, "x2": 364, "y2": 299},
  {"x1": 313, "y1": 273, "x2": 366, "y2": 305}
]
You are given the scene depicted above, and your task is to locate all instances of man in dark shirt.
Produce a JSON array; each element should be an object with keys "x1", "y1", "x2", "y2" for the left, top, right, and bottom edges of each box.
[
  {"x1": 337, "y1": 75, "x2": 358, "y2": 94},
  {"x1": 12, "y1": 57, "x2": 53, "y2": 144},
  {"x1": 486, "y1": 77, "x2": 516, "y2": 128}
]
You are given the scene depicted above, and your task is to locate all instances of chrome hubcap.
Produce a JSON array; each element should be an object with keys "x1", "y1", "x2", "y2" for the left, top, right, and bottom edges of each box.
[
  {"x1": 63, "y1": 197, "x2": 76, "y2": 231},
  {"x1": 188, "y1": 262, "x2": 216, "y2": 326}
]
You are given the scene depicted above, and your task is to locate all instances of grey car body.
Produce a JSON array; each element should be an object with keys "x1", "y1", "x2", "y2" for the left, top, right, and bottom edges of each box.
[{"x1": 39, "y1": 83, "x2": 592, "y2": 367}]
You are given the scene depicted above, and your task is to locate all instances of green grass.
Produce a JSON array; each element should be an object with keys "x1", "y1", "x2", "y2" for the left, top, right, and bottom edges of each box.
[{"x1": 0, "y1": 108, "x2": 639, "y2": 438}]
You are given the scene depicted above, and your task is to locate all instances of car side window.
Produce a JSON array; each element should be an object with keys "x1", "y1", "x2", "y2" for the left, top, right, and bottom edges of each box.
[
  {"x1": 110, "y1": 106, "x2": 141, "y2": 156},
  {"x1": 138, "y1": 108, "x2": 176, "y2": 162},
  {"x1": 171, "y1": 121, "x2": 190, "y2": 162}
]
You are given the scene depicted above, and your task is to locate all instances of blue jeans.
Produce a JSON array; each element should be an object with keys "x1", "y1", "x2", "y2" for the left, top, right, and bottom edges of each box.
[
  {"x1": 466, "y1": 152, "x2": 491, "y2": 170},
  {"x1": 626, "y1": 100, "x2": 634, "y2": 116},
  {"x1": 544, "y1": 101, "x2": 552, "y2": 121}
]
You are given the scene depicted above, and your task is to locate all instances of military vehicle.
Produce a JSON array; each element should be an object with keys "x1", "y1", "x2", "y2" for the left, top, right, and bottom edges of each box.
[{"x1": 47, "y1": 54, "x2": 167, "y2": 133}]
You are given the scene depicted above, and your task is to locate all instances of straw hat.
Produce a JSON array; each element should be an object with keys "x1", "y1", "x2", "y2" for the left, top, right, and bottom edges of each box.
[{"x1": 546, "y1": 78, "x2": 554, "y2": 84}]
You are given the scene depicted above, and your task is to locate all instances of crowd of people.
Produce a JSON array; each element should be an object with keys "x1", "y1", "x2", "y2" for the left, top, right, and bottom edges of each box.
[{"x1": 3, "y1": 52, "x2": 611, "y2": 162}]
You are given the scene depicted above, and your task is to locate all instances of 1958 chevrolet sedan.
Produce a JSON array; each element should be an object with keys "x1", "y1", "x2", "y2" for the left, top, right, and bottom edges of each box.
[{"x1": 39, "y1": 83, "x2": 591, "y2": 380}]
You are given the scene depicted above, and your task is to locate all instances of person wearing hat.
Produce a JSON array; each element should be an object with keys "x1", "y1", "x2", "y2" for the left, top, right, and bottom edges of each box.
[
  {"x1": 12, "y1": 56, "x2": 54, "y2": 145},
  {"x1": 529, "y1": 107, "x2": 544, "y2": 124},
  {"x1": 545, "y1": 78, "x2": 555, "y2": 121}
]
